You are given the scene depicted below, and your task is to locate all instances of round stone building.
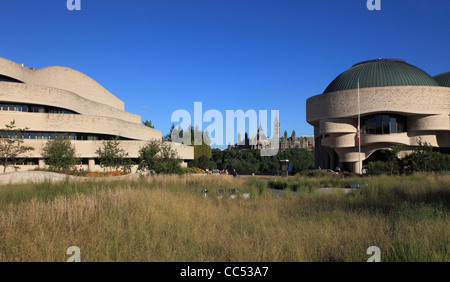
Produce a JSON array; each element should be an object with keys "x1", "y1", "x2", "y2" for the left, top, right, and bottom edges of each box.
[
  {"x1": 306, "y1": 58, "x2": 450, "y2": 173},
  {"x1": 0, "y1": 57, "x2": 194, "y2": 172}
]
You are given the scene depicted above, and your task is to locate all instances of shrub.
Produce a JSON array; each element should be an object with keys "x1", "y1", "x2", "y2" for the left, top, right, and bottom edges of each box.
[
  {"x1": 367, "y1": 161, "x2": 392, "y2": 176},
  {"x1": 138, "y1": 140, "x2": 182, "y2": 174},
  {"x1": 41, "y1": 136, "x2": 78, "y2": 171},
  {"x1": 95, "y1": 139, "x2": 132, "y2": 173}
]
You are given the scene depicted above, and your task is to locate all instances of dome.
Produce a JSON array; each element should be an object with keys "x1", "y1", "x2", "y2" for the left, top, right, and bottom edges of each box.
[
  {"x1": 324, "y1": 59, "x2": 439, "y2": 94},
  {"x1": 433, "y1": 71, "x2": 450, "y2": 87}
]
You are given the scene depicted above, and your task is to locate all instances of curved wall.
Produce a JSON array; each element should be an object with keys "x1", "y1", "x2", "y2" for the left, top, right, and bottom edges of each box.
[
  {"x1": 0, "y1": 82, "x2": 140, "y2": 124},
  {"x1": 307, "y1": 86, "x2": 449, "y2": 123},
  {"x1": 307, "y1": 85, "x2": 450, "y2": 172},
  {"x1": 1, "y1": 112, "x2": 161, "y2": 141},
  {"x1": 0, "y1": 57, "x2": 195, "y2": 167},
  {"x1": 0, "y1": 57, "x2": 124, "y2": 110}
]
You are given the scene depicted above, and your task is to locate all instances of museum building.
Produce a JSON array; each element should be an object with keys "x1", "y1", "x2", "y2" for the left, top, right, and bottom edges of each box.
[
  {"x1": 306, "y1": 58, "x2": 449, "y2": 173},
  {"x1": 0, "y1": 57, "x2": 193, "y2": 172}
]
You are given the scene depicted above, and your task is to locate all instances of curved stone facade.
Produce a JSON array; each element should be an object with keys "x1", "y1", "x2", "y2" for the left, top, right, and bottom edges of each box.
[
  {"x1": 307, "y1": 59, "x2": 450, "y2": 173},
  {"x1": 0, "y1": 57, "x2": 193, "y2": 172}
]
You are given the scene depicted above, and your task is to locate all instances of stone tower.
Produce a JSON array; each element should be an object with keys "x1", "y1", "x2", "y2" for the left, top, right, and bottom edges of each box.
[{"x1": 273, "y1": 112, "x2": 280, "y2": 139}]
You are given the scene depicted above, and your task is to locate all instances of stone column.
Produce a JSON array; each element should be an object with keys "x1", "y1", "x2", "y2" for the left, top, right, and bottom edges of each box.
[
  {"x1": 88, "y1": 159, "x2": 95, "y2": 171},
  {"x1": 38, "y1": 159, "x2": 45, "y2": 169}
]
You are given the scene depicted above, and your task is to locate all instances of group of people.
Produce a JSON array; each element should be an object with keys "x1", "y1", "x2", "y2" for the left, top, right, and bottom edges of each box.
[{"x1": 218, "y1": 168, "x2": 238, "y2": 178}]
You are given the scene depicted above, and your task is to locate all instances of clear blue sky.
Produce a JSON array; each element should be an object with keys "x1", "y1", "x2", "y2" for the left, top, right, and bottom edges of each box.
[{"x1": 1, "y1": 0, "x2": 449, "y2": 147}]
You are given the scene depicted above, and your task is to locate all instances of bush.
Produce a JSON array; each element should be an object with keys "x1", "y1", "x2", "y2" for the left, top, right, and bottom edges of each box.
[
  {"x1": 367, "y1": 161, "x2": 393, "y2": 176},
  {"x1": 95, "y1": 139, "x2": 132, "y2": 173},
  {"x1": 41, "y1": 137, "x2": 78, "y2": 171},
  {"x1": 138, "y1": 140, "x2": 182, "y2": 174}
]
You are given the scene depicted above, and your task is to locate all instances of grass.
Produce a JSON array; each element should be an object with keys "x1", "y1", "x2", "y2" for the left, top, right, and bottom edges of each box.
[{"x1": 0, "y1": 173, "x2": 448, "y2": 262}]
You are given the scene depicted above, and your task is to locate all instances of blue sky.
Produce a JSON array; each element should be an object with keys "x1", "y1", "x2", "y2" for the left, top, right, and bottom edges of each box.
[{"x1": 1, "y1": 0, "x2": 449, "y2": 147}]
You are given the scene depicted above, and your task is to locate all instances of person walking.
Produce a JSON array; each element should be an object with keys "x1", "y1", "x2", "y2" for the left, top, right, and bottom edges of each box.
[{"x1": 232, "y1": 168, "x2": 237, "y2": 179}]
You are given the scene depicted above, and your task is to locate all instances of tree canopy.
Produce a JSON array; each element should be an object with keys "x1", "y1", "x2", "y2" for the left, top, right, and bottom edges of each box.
[
  {"x1": 41, "y1": 136, "x2": 78, "y2": 171},
  {"x1": 0, "y1": 120, "x2": 34, "y2": 173}
]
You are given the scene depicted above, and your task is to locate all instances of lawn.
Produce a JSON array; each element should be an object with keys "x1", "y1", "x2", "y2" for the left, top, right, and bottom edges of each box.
[{"x1": 0, "y1": 172, "x2": 448, "y2": 262}]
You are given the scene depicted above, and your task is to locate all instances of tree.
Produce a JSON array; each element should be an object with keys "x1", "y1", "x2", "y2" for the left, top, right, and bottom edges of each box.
[
  {"x1": 411, "y1": 139, "x2": 433, "y2": 172},
  {"x1": 163, "y1": 123, "x2": 175, "y2": 141},
  {"x1": 193, "y1": 141, "x2": 212, "y2": 160},
  {"x1": 41, "y1": 136, "x2": 78, "y2": 171},
  {"x1": 0, "y1": 120, "x2": 34, "y2": 173},
  {"x1": 142, "y1": 120, "x2": 155, "y2": 128},
  {"x1": 197, "y1": 155, "x2": 210, "y2": 170},
  {"x1": 138, "y1": 140, "x2": 182, "y2": 174},
  {"x1": 95, "y1": 139, "x2": 132, "y2": 172},
  {"x1": 387, "y1": 145, "x2": 402, "y2": 175}
]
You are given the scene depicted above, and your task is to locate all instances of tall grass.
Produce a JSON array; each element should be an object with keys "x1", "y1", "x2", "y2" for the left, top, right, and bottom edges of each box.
[{"x1": 0, "y1": 173, "x2": 448, "y2": 262}]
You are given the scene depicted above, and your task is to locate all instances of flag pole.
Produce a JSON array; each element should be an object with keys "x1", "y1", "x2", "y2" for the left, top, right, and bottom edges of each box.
[{"x1": 358, "y1": 79, "x2": 361, "y2": 175}]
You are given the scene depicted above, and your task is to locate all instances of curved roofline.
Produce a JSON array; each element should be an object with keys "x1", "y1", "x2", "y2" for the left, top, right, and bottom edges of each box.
[
  {"x1": 433, "y1": 71, "x2": 450, "y2": 87},
  {"x1": 352, "y1": 58, "x2": 406, "y2": 67},
  {"x1": 0, "y1": 57, "x2": 125, "y2": 110},
  {"x1": 323, "y1": 58, "x2": 438, "y2": 94}
]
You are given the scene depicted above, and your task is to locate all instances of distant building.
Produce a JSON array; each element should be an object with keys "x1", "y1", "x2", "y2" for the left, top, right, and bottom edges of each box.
[
  {"x1": 231, "y1": 113, "x2": 314, "y2": 151},
  {"x1": 280, "y1": 130, "x2": 314, "y2": 150}
]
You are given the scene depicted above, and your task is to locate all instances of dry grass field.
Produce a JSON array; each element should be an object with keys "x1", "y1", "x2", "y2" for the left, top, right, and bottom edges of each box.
[{"x1": 0, "y1": 172, "x2": 448, "y2": 262}]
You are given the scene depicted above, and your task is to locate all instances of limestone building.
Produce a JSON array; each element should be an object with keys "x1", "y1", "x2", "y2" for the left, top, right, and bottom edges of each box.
[
  {"x1": 306, "y1": 58, "x2": 450, "y2": 173},
  {"x1": 233, "y1": 113, "x2": 314, "y2": 151},
  {"x1": 280, "y1": 130, "x2": 314, "y2": 150},
  {"x1": 0, "y1": 57, "x2": 194, "y2": 172}
]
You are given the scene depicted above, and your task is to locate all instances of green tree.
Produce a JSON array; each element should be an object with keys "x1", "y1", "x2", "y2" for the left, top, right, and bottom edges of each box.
[
  {"x1": 0, "y1": 120, "x2": 34, "y2": 173},
  {"x1": 163, "y1": 123, "x2": 175, "y2": 141},
  {"x1": 193, "y1": 141, "x2": 212, "y2": 160},
  {"x1": 95, "y1": 139, "x2": 132, "y2": 173},
  {"x1": 142, "y1": 120, "x2": 155, "y2": 128},
  {"x1": 138, "y1": 140, "x2": 182, "y2": 174},
  {"x1": 387, "y1": 145, "x2": 402, "y2": 175},
  {"x1": 411, "y1": 140, "x2": 433, "y2": 172},
  {"x1": 197, "y1": 155, "x2": 209, "y2": 170},
  {"x1": 41, "y1": 136, "x2": 78, "y2": 171}
]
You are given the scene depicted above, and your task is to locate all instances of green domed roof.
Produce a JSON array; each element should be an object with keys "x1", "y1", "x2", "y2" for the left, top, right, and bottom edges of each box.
[
  {"x1": 324, "y1": 59, "x2": 439, "y2": 94},
  {"x1": 433, "y1": 71, "x2": 450, "y2": 87}
]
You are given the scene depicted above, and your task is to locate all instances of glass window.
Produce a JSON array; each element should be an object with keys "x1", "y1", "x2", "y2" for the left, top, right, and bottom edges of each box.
[
  {"x1": 390, "y1": 117, "x2": 397, "y2": 133},
  {"x1": 375, "y1": 116, "x2": 382, "y2": 134},
  {"x1": 361, "y1": 114, "x2": 406, "y2": 135},
  {"x1": 382, "y1": 115, "x2": 390, "y2": 134}
]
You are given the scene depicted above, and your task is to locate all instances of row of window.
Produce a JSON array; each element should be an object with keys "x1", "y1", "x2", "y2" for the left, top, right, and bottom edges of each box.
[
  {"x1": 14, "y1": 158, "x2": 141, "y2": 166},
  {"x1": 0, "y1": 103, "x2": 77, "y2": 114},
  {"x1": 360, "y1": 114, "x2": 407, "y2": 134},
  {"x1": 0, "y1": 131, "x2": 129, "y2": 141}
]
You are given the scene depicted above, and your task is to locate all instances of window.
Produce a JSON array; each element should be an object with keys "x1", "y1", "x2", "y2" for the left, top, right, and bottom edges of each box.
[
  {"x1": 0, "y1": 103, "x2": 77, "y2": 114},
  {"x1": 361, "y1": 114, "x2": 406, "y2": 134}
]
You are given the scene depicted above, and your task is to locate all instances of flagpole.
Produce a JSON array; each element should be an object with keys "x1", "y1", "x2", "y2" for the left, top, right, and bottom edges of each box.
[{"x1": 358, "y1": 79, "x2": 361, "y2": 175}]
